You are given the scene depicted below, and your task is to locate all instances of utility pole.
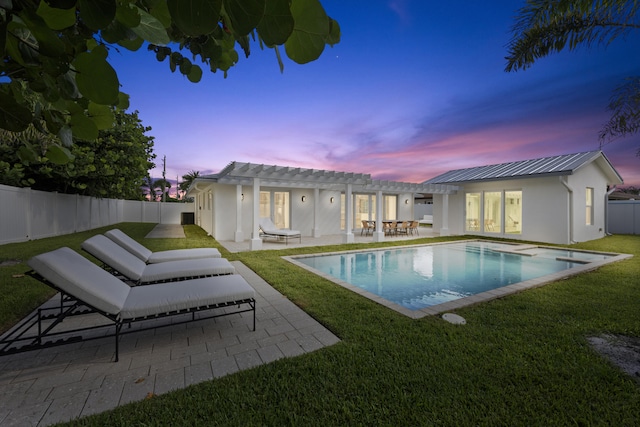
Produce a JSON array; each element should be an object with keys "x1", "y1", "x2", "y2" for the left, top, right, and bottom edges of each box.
[{"x1": 162, "y1": 155, "x2": 166, "y2": 203}]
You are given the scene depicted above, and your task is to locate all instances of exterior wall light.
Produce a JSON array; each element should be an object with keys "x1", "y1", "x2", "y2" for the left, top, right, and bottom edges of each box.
[
  {"x1": 405, "y1": 199, "x2": 409, "y2": 204},
  {"x1": 302, "y1": 196, "x2": 307, "y2": 202},
  {"x1": 330, "y1": 197, "x2": 334, "y2": 203}
]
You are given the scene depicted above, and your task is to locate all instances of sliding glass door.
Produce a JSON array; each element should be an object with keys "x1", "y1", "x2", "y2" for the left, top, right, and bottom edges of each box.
[{"x1": 260, "y1": 190, "x2": 290, "y2": 228}]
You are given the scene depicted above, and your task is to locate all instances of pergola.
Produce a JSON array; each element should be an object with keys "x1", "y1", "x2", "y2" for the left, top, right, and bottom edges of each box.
[{"x1": 189, "y1": 162, "x2": 459, "y2": 249}]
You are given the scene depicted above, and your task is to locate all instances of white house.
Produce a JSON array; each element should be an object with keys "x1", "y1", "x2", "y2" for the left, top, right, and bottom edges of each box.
[
  {"x1": 423, "y1": 151, "x2": 624, "y2": 244},
  {"x1": 187, "y1": 161, "x2": 458, "y2": 250}
]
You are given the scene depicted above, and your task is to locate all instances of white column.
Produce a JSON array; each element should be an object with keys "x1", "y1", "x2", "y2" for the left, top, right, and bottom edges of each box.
[
  {"x1": 313, "y1": 187, "x2": 321, "y2": 237},
  {"x1": 343, "y1": 183, "x2": 354, "y2": 243},
  {"x1": 441, "y1": 193, "x2": 450, "y2": 236},
  {"x1": 234, "y1": 184, "x2": 243, "y2": 242},
  {"x1": 250, "y1": 178, "x2": 263, "y2": 250},
  {"x1": 373, "y1": 190, "x2": 384, "y2": 242}
]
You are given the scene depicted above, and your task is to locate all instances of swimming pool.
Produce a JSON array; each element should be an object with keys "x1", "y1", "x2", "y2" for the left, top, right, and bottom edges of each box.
[{"x1": 286, "y1": 241, "x2": 629, "y2": 318}]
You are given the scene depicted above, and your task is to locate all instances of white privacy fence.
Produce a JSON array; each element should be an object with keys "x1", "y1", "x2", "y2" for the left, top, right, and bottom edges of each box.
[
  {"x1": 0, "y1": 184, "x2": 195, "y2": 245},
  {"x1": 608, "y1": 200, "x2": 640, "y2": 235}
]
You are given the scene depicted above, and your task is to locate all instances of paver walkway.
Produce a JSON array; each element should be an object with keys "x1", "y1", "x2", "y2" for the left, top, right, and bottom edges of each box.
[{"x1": 0, "y1": 261, "x2": 340, "y2": 426}]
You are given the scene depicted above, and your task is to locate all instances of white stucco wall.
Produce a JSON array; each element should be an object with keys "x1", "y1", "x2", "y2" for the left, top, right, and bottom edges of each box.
[
  {"x1": 566, "y1": 164, "x2": 609, "y2": 242},
  {"x1": 431, "y1": 161, "x2": 613, "y2": 244},
  {"x1": 197, "y1": 184, "x2": 347, "y2": 239}
]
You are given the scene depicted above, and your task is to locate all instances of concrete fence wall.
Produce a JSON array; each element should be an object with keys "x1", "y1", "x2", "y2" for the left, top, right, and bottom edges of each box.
[{"x1": 0, "y1": 184, "x2": 195, "y2": 245}]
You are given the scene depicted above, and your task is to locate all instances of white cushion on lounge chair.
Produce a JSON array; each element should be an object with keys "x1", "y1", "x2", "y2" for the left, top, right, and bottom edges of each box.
[
  {"x1": 104, "y1": 229, "x2": 221, "y2": 263},
  {"x1": 259, "y1": 217, "x2": 301, "y2": 236},
  {"x1": 82, "y1": 235, "x2": 235, "y2": 283},
  {"x1": 28, "y1": 247, "x2": 129, "y2": 315},
  {"x1": 121, "y1": 275, "x2": 255, "y2": 319},
  {"x1": 27, "y1": 247, "x2": 255, "y2": 321}
]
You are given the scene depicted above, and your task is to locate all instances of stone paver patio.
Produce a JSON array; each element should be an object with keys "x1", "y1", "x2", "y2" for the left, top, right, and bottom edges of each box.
[{"x1": 0, "y1": 260, "x2": 340, "y2": 426}]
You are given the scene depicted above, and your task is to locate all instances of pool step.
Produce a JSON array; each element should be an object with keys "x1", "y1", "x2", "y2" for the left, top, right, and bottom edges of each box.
[
  {"x1": 556, "y1": 256, "x2": 591, "y2": 264},
  {"x1": 491, "y1": 244, "x2": 539, "y2": 256}
]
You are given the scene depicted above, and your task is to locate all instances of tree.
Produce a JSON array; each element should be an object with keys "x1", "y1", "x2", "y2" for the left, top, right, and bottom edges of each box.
[
  {"x1": 0, "y1": 109, "x2": 156, "y2": 199},
  {"x1": 0, "y1": 0, "x2": 340, "y2": 158},
  {"x1": 180, "y1": 170, "x2": 200, "y2": 193},
  {"x1": 151, "y1": 178, "x2": 171, "y2": 202},
  {"x1": 505, "y1": 0, "x2": 640, "y2": 153}
]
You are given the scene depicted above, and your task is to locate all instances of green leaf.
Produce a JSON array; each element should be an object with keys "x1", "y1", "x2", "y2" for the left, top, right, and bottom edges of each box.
[
  {"x1": 117, "y1": 36, "x2": 144, "y2": 51},
  {"x1": 117, "y1": 92, "x2": 130, "y2": 110},
  {"x1": 47, "y1": 1, "x2": 77, "y2": 9},
  {"x1": 45, "y1": 144, "x2": 74, "y2": 165},
  {"x1": 0, "y1": 20, "x2": 7, "y2": 60},
  {"x1": 179, "y1": 57, "x2": 192, "y2": 75},
  {"x1": 88, "y1": 103, "x2": 114, "y2": 130},
  {"x1": 73, "y1": 51, "x2": 120, "y2": 105},
  {"x1": 187, "y1": 64, "x2": 203, "y2": 83},
  {"x1": 17, "y1": 145, "x2": 38, "y2": 164},
  {"x1": 70, "y1": 111, "x2": 99, "y2": 140},
  {"x1": 223, "y1": 0, "x2": 265, "y2": 37},
  {"x1": 168, "y1": 0, "x2": 222, "y2": 36},
  {"x1": 257, "y1": 0, "x2": 294, "y2": 46},
  {"x1": 58, "y1": 125, "x2": 73, "y2": 147},
  {"x1": 36, "y1": 1, "x2": 76, "y2": 30},
  {"x1": 131, "y1": 8, "x2": 170, "y2": 46},
  {"x1": 57, "y1": 71, "x2": 80, "y2": 99},
  {"x1": 116, "y1": 2, "x2": 140, "y2": 28},
  {"x1": 0, "y1": 90, "x2": 32, "y2": 132},
  {"x1": 19, "y1": 9, "x2": 66, "y2": 57},
  {"x1": 78, "y1": 0, "x2": 116, "y2": 30},
  {"x1": 284, "y1": 0, "x2": 329, "y2": 64},
  {"x1": 147, "y1": 0, "x2": 172, "y2": 28},
  {"x1": 326, "y1": 17, "x2": 341, "y2": 45}
]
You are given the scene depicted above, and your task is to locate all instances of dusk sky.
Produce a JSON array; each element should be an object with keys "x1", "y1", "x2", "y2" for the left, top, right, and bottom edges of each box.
[{"x1": 110, "y1": 0, "x2": 640, "y2": 188}]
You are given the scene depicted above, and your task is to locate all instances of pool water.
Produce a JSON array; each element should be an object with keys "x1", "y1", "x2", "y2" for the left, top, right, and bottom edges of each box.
[{"x1": 294, "y1": 241, "x2": 615, "y2": 311}]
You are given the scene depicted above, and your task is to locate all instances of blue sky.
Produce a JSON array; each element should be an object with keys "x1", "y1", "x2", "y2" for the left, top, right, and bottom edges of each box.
[{"x1": 110, "y1": 0, "x2": 640, "y2": 188}]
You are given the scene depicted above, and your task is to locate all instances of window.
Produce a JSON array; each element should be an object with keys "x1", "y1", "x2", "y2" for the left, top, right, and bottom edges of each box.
[
  {"x1": 355, "y1": 194, "x2": 376, "y2": 225},
  {"x1": 465, "y1": 193, "x2": 481, "y2": 231},
  {"x1": 505, "y1": 191, "x2": 522, "y2": 235},
  {"x1": 341, "y1": 193, "x2": 346, "y2": 230},
  {"x1": 260, "y1": 191, "x2": 290, "y2": 228},
  {"x1": 274, "y1": 192, "x2": 290, "y2": 228},
  {"x1": 483, "y1": 192, "x2": 501, "y2": 233},
  {"x1": 586, "y1": 187, "x2": 594, "y2": 225},
  {"x1": 259, "y1": 191, "x2": 270, "y2": 218}
]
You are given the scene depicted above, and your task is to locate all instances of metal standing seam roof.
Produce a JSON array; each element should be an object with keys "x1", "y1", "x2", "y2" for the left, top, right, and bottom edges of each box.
[
  {"x1": 423, "y1": 151, "x2": 623, "y2": 185},
  {"x1": 189, "y1": 161, "x2": 459, "y2": 195}
]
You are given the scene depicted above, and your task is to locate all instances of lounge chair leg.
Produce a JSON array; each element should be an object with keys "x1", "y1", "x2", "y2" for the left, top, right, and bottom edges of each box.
[{"x1": 114, "y1": 322, "x2": 122, "y2": 362}]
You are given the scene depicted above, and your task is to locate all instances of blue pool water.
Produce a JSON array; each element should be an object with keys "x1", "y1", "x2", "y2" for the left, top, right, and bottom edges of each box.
[{"x1": 295, "y1": 241, "x2": 612, "y2": 310}]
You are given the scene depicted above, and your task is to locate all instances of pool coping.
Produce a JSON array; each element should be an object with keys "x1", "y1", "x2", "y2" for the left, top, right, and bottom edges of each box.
[{"x1": 283, "y1": 239, "x2": 633, "y2": 319}]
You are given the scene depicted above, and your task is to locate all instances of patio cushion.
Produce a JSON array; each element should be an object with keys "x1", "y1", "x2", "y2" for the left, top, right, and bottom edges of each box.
[
  {"x1": 105, "y1": 229, "x2": 221, "y2": 263},
  {"x1": 120, "y1": 274, "x2": 255, "y2": 320},
  {"x1": 27, "y1": 247, "x2": 130, "y2": 316},
  {"x1": 82, "y1": 235, "x2": 235, "y2": 283}
]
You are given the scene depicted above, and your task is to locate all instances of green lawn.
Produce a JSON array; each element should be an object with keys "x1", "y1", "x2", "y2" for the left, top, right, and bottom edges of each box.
[{"x1": 1, "y1": 224, "x2": 639, "y2": 425}]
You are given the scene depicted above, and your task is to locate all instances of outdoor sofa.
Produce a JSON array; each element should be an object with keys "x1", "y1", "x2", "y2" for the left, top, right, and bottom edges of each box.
[
  {"x1": 258, "y1": 217, "x2": 302, "y2": 245},
  {"x1": 0, "y1": 247, "x2": 255, "y2": 362},
  {"x1": 105, "y1": 228, "x2": 221, "y2": 263},
  {"x1": 82, "y1": 234, "x2": 235, "y2": 285}
]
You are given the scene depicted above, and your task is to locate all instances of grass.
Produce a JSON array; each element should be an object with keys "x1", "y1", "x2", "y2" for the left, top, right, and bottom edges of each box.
[{"x1": 1, "y1": 224, "x2": 639, "y2": 425}]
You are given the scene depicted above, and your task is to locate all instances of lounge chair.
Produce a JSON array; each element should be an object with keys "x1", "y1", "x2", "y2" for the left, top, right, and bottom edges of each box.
[
  {"x1": 105, "y1": 229, "x2": 221, "y2": 263},
  {"x1": 0, "y1": 247, "x2": 255, "y2": 362},
  {"x1": 82, "y1": 235, "x2": 235, "y2": 285},
  {"x1": 258, "y1": 217, "x2": 301, "y2": 245}
]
